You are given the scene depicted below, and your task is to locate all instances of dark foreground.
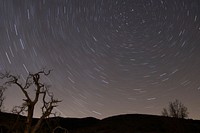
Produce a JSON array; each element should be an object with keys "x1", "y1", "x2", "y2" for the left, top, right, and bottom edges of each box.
[{"x1": 0, "y1": 112, "x2": 200, "y2": 133}]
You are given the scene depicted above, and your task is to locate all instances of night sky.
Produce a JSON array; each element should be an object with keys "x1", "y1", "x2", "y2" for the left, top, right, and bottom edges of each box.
[{"x1": 0, "y1": 0, "x2": 200, "y2": 119}]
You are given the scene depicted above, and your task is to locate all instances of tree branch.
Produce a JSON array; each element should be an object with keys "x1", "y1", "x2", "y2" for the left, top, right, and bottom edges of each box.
[{"x1": 0, "y1": 72, "x2": 31, "y2": 101}]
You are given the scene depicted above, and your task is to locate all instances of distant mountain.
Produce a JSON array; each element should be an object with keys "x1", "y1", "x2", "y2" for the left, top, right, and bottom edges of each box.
[
  {"x1": 0, "y1": 112, "x2": 200, "y2": 133},
  {"x1": 97, "y1": 114, "x2": 200, "y2": 133}
]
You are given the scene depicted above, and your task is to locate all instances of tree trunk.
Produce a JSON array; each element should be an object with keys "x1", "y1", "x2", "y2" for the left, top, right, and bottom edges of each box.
[
  {"x1": 24, "y1": 104, "x2": 34, "y2": 133},
  {"x1": 31, "y1": 117, "x2": 44, "y2": 133}
]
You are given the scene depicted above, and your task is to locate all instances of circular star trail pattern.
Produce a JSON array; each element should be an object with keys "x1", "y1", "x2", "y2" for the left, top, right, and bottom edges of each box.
[{"x1": 0, "y1": 0, "x2": 200, "y2": 119}]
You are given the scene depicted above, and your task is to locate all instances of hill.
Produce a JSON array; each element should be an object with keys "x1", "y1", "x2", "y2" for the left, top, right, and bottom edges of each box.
[{"x1": 0, "y1": 112, "x2": 200, "y2": 133}]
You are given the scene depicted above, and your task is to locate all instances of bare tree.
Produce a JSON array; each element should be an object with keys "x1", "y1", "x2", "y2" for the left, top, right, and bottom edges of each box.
[
  {"x1": 0, "y1": 70, "x2": 61, "y2": 133},
  {"x1": 161, "y1": 99, "x2": 189, "y2": 119},
  {"x1": 161, "y1": 108, "x2": 168, "y2": 117},
  {"x1": 0, "y1": 86, "x2": 6, "y2": 112}
]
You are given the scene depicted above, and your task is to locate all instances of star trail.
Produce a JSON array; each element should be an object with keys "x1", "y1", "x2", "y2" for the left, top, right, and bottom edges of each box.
[{"x1": 0, "y1": 0, "x2": 200, "y2": 119}]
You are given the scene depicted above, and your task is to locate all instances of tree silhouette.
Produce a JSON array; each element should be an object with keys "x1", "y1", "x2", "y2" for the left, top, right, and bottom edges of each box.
[
  {"x1": 0, "y1": 69, "x2": 61, "y2": 133},
  {"x1": 162, "y1": 99, "x2": 189, "y2": 119},
  {"x1": 0, "y1": 86, "x2": 6, "y2": 112}
]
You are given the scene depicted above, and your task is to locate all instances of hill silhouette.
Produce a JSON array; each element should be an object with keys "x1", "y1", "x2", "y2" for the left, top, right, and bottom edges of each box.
[{"x1": 0, "y1": 112, "x2": 200, "y2": 133}]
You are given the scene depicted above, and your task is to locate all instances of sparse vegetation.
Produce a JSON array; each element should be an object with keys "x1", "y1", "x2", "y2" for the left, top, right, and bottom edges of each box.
[
  {"x1": 162, "y1": 99, "x2": 189, "y2": 119},
  {"x1": 0, "y1": 69, "x2": 61, "y2": 133}
]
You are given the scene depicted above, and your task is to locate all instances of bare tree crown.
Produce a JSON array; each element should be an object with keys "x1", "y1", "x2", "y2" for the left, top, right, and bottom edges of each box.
[
  {"x1": 161, "y1": 99, "x2": 189, "y2": 119},
  {"x1": 0, "y1": 69, "x2": 61, "y2": 133}
]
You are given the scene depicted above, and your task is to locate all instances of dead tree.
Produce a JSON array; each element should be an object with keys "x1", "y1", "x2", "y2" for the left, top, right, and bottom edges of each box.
[{"x1": 0, "y1": 70, "x2": 61, "y2": 133}]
